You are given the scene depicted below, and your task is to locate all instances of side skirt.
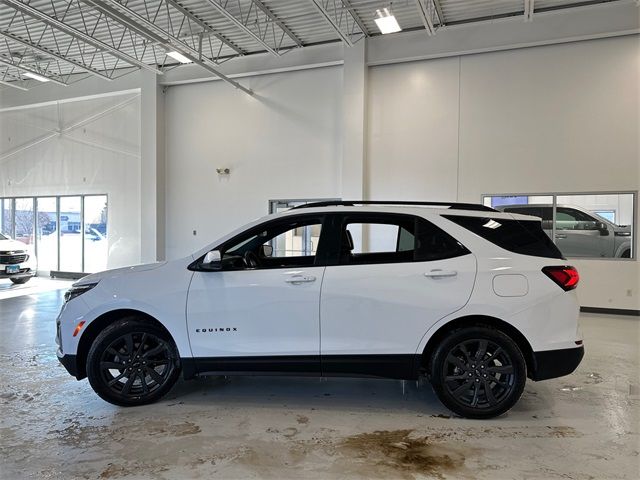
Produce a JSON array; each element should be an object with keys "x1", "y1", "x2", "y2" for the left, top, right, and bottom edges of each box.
[{"x1": 182, "y1": 354, "x2": 420, "y2": 381}]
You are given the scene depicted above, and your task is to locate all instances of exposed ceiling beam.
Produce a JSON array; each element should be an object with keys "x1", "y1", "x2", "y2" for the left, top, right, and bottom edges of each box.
[
  {"x1": 308, "y1": 0, "x2": 357, "y2": 47},
  {"x1": 415, "y1": 0, "x2": 437, "y2": 35},
  {"x1": 432, "y1": 0, "x2": 445, "y2": 26},
  {"x1": 251, "y1": 0, "x2": 304, "y2": 47},
  {"x1": 341, "y1": 0, "x2": 370, "y2": 37},
  {"x1": 524, "y1": 0, "x2": 535, "y2": 22},
  {"x1": 0, "y1": 30, "x2": 112, "y2": 81},
  {"x1": 2, "y1": 0, "x2": 162, "y2": 74},
  {"x1": 165, "y1": 0, "x2": 245, "y2": 55},
  {"x1": 0, "y1": 77, "x2": 28, "y2": 91},
  {"x1": 0, "y1": 55, "x2": 68, "y2": 86},
  {"x1": 202, "y1": 0, "x2": 288, "y2": 55},
  {"x1": 82, "y1": 0, "x2": 253, "y2": 95}
]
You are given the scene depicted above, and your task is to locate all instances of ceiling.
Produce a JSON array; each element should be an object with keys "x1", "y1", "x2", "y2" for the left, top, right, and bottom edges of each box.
[{"x1": 0, "y1": 0, "x2": 629, "y2": 91}]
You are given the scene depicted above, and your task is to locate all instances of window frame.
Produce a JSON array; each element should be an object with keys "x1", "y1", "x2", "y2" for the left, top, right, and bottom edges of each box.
[
  {"x1": 482, "y1": 191, "x2": 637, "y2": 261},
  {"x1": 190, "y1": 213, "x2": 332, "y2": 272},
  {"x1": 332, "y1": 212, "x2": 470, "y2": 267}
]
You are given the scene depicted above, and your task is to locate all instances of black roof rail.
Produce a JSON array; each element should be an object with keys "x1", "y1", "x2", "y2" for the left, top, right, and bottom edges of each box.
[{"x1": 290, "y1": 200, "x2": 497, "y2": 212}]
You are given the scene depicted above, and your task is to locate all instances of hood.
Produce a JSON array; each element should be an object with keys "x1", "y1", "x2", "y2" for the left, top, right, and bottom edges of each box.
[
  {"x1": 75, "y1": 262, "x2": 167, "y2": 286},
  {"x1": 0, "y1": 238, "x2": 31, "y2": 252}
]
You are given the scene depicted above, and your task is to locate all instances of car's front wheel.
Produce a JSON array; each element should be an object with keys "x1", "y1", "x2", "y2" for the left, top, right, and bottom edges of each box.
[
  {"x1": 430, "y1": 326, "x2": 526, "y2": 419},
  {"x1": 86, "y1": 318, "x2": 181, "y2": 406}
]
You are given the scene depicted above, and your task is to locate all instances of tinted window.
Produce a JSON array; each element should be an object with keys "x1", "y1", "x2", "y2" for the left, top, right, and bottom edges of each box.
[
  {"x1": 444, "y1": 215, "x2": 564, "y2": 259},
  {"x1": 339, "y1": 215, "x2": 469, "y2": 265},
  {"x1": 503, "y1": 206, "x2": 552, "y2": 221}
]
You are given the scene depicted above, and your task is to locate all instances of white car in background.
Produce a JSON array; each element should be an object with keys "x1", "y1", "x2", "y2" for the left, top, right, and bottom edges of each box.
[
  {"x1": 0, "y1": 233, "x2": 37, "y2": 284},
  {"x1": 56, "y1": 201, "x2": 584, "y2": 419}
]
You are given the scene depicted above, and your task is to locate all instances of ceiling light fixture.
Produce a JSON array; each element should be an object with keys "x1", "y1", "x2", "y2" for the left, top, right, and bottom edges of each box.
[
  {"x1": 374, "y1": 7, "x2": 402, "y2": 34},
  {"x1": 23, "y1": 72, "x2": 50, "y2": 82},
  {"x1": 166, "y1": 51, "x2": 192, "y2": 64}
]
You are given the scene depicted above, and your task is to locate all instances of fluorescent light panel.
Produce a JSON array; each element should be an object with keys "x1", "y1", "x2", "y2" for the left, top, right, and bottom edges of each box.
[
  {"x1": 23, "y1": 72, "x2": 50, "y2": 82},
  {"x1": 374, "y1": 7, "x2": 401, "y2": 34},
  {"x1": 166, "y1": 51, "x2": 192, "y2": 64}
]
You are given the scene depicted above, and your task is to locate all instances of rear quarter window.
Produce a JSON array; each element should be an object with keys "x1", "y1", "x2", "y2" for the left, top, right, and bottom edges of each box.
[{"x1": 443, "y1": 215, "x2": 564, "y2": 259}]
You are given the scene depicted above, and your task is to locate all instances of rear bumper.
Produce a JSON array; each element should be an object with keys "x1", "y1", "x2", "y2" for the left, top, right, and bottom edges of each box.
[
  {"x1": 57, "y1": 349, "x2": 80, "y2": 379},
  {"x1": 530, "y1": 345, "x2": 584, "y2": 381}
]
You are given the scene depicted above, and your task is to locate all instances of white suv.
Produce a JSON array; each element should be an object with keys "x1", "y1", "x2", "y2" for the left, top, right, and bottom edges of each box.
[
  {"x1": 56, "y1": 201, "x2": 584, "y2": 418},
  {"x1": 0, "y1": 233, "x2": 37, "y2": 284}
]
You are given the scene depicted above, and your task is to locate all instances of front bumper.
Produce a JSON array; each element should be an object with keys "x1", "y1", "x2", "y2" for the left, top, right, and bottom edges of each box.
[
  {"x1": 0, "y1": 268, "x2": 36, "y2": 279},
  {"x1": 57, "y1": 349, "x2": 80, "y2": 379},
  {"x1": 530, "y1": 345, "x2": 584, "y2": 381}
]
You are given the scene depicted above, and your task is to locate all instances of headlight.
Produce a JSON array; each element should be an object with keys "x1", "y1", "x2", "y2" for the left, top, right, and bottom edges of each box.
[{"x1": 64, "y1": 283, "x2": 98, "y2": 303}]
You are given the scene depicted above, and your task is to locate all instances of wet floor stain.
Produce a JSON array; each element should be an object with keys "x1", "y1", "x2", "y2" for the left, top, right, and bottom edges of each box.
[{"x1": 340, "y1": 429, "x2": 466, "y2": 480}]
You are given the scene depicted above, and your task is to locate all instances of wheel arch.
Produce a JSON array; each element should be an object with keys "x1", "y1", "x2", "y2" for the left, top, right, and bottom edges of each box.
[
  {"x1": 420, "y1": 315, "x2": 535, "y2": 379},
  {"x1": 75, "y1": 309, "x2": 174, "y2": 380}
]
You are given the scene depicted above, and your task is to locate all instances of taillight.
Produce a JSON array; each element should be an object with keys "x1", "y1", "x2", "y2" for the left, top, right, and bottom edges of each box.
[{"x1": 542, "y1": 266, "x2": 579, "y2": 291}]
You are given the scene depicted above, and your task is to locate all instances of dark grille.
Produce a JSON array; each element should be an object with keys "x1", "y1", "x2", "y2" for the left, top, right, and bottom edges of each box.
[{"x1": 0, "y1": 253, "x2": 27, "y2": 264}]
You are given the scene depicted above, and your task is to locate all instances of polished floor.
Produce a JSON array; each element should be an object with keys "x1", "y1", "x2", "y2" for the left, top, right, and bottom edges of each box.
[{"x1": 0, "y1": 282, "x2": 638, "y2": 479}]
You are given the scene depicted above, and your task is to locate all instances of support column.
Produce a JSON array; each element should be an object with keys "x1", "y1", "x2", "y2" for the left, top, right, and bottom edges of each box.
[
  {"x1": 140, "y1": 70, "x2": 165, "y2": 262},
  {"x1": 341, "y1": 39, "x2": 367, "y2": 201}
]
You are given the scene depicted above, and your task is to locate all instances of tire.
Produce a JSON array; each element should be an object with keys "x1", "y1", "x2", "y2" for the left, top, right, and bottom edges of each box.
[
  {"x1": 621, "y1": 249, "x2": 631, "y2": 259},
  {"x1": 10, "y1": 277, "x2": 31, "y2": 284},
  {"x1": 86, "y1": 318, "x2": 181, "y2": 407},
  {"x1": 430, "y1": 326, "x2": 526, "y2": 419}
]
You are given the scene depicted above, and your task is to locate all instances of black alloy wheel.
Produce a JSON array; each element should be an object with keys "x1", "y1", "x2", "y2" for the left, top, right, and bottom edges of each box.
[
  {"x1": 87, "y1": 319, "x2": 180, "y2": 406},
  {"x1": 430, "y1": 327, "x2": 526, "y2": 419}
]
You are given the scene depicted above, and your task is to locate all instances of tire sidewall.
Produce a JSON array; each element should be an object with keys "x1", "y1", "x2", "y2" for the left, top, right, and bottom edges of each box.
[
  {"x1": 430, "y1": 326, "x2": 527, "y2": 419},
  {"x1": 86, "y1": 318, "x2": 181, "y2": 407}
]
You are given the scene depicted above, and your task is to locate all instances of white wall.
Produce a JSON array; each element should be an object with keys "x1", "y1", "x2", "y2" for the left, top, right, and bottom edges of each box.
[
  {"x1": 366, "y1": 35, "x2": 639, "y2": 310},
  {"x1": 0, "y1": 92, "x2": 142, "y2": 269},
  {"x1": 164, "y1": 66, "x2": 343, "y2": 259}
]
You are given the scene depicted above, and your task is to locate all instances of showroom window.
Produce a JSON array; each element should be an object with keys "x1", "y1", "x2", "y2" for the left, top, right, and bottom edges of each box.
[
  {"x1": 482, "y1": 192, "x2": 636, "y2": 259},
  {"x1": 0, "y1": 195, "x2": 108, "y2": 274}
]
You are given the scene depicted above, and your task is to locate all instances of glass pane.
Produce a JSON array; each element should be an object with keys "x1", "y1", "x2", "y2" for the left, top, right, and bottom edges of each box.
[
  {"x1": 556, "y1": 194, "x2": 634, "y2": 259},
  {"x1": 14, "y1": 198, "x2": 34, "y2": 248},
  {"x1": 484, "y1": 195, "x2": 554, "y2": 239},
  {"x1": 271, "y1": 224, "x2": 322, "y2": 257},
  {"x1": 59, "y1": 196, "x2": 82, "y2": 272},
  {"x1": 84, "y1": 195, "x2": 108, "y2": 273},
  {"x1": 2, "y1": 199, "x2": 14, "y2": 238},
  {"x1": 36, "y1": 197, "x2": 58, "y2": 272}
]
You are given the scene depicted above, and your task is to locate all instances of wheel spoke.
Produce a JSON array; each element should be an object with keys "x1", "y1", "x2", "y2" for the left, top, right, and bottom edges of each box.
[
  {"x1": 107, "y1": 347, "x2": 126, "y2": 359},
  {"x1": 146, "y1": 367, "x2": 165, "y2": 385},
  {"x1": 101, "y1": 361, "x2": 125, "y2": 370},
  {"x1": 141, "y1": 343, "x2": 165, "y2": 359},
  {"x1": 451, "y1": 379, "x2": 473, "y2": 399},
  {"x1": 139, "y1": 372, "x2": 149, "y2": 394},
  {"x1": 470, "y1": 382, "x2": 480, "y2": 407},
  {"x1": 487, "y1": 374, "x2": 509, "y2": 388},
  {"x1": 107, "y1": 371, "x2": 126, "y2": 386},
  {"x1": 486, "y1": 365, "x2": 514, "y2": 374},
  {"x1": 445, "y1": 374, "x2": 469, "y2": 382},
  {"x1": 134, "y1": 333, "x2": 148, "y2": 358},
  {"x1": 121, "y1": 373, "x2": 136, "y2": 395},
  {"x1": 124, "y1": 334, "x2": 134, "y2": 357},
  {"x1": 475, "y1": 339, "x2": 488, "y2": 361},
  {"x1": 446, "y1": 354, "x2": 467, "y2": 371},
  {"x1": 484, "y1": 380, "x2": 498, "y2": 406},
  {"x1": 459, "y1": 343, "x2": 473, "y2": 363}
]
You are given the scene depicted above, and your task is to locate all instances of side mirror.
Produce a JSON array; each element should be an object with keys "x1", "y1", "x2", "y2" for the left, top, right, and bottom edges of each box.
[
  {"x1": 202, "y1": 250, "x2": 222, "y2": 270},
  {"x1": 260, "y1": 244, "x2": 273, "y2": 257},
  {"x1": 596, "y1": 222, "x2": 610, "y2": 236}
]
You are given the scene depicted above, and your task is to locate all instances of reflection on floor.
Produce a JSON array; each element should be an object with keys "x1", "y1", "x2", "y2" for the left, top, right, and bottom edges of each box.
[
  {"x1": 0, "y1": 276, "x2": 72, "y2": 300},
  {"x1": 0, "y1": 283, "x2": 638, "y2": 479}
]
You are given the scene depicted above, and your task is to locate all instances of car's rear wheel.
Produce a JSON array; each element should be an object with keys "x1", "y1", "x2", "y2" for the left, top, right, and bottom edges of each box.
[
  {"x1": 430, "y1": 326, "x2": 526, "y2": 419},
  {"x1": 86, "y1": 318, "x2": 180, "y2": 406},
  {"x1": 10, "y1": 277, "x2": 31, "y2": 284}
]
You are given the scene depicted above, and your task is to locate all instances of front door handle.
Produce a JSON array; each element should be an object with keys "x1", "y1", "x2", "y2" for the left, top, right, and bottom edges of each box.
[
  {"x1": 285, "y1": 275, "x2": 316, "y2": 284},
  {"x1": 424, "y1": 269, "x2": 457, "y2": 278}
]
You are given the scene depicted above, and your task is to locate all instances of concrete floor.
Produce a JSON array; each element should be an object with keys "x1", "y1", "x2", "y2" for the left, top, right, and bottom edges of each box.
[{"x1": 0, "y1": 284, "x2": 638, "y2": 480}]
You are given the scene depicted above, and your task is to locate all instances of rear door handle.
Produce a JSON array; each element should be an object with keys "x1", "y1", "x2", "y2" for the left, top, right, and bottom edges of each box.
[
  {"x1": 424, "y1": 269, "x2": 457, "y2": 278},
  {"x1": 285, "y1": 275, "x2": 316, "y2": 284}
]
